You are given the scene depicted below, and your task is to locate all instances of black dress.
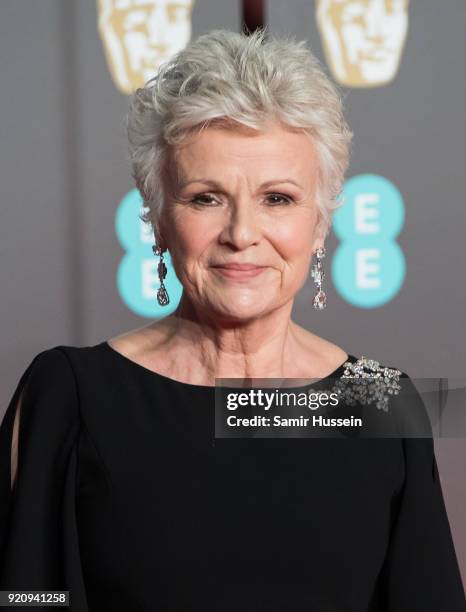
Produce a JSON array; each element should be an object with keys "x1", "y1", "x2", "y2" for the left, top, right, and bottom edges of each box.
[{"x1": 0, "y1": 341, "x2": 464, "y2": 611}]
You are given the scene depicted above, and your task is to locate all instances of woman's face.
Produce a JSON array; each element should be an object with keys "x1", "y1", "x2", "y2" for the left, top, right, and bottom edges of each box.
[{"x1": 159, "y1": 121, "x2": 324, "y2": 322}]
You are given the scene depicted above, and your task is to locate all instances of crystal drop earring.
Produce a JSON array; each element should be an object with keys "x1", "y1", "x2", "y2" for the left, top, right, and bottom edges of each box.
[
  {"x1": 152, "y1": 244, "x2": 170, "y2": 306},
  {"x1": 311, "y1": 246, "x2": 327, "y2": 310}
]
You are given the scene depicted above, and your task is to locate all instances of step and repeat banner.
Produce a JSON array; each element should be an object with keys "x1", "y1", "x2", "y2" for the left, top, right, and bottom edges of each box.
[{"x1": 1, "y1": 0, "x2": 465, "y2": 581}]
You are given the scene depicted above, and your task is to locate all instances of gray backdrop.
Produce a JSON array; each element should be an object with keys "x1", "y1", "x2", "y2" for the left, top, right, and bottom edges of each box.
[{"x1": 1, "y1": 0, "x2": 465, "y2": 588}]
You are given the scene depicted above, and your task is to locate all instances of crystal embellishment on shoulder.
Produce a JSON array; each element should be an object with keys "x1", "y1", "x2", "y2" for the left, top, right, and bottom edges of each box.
[{"x1": 330, "y1": 355, "x2": 402, "y2": 412}]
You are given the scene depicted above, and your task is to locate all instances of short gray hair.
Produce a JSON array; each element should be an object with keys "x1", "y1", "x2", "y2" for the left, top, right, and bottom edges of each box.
[{"x1": 126, "y1": 27, "x2": 353, "y2": 239}]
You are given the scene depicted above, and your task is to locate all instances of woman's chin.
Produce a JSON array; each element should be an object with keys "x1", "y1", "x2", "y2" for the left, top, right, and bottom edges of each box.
[{"x1": 207, "y1": 295, "x2": 274, "y2": 322}]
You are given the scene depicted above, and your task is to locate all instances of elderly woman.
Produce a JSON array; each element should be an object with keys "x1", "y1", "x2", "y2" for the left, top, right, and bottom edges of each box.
[{"x1": 1, "y1": 28, "x2": 464, "y2": 612}]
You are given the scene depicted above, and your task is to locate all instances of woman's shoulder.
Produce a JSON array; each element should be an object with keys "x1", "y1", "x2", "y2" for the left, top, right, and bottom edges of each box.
[
  {"x1": 23, "y1": 342, "x2": 103, "y2": 377},
  {"x1": 333, "y1": 352, "x2": 432, "y2": 436},
  {"x1": 295, "y1": 327, "x2": 420, "y2": 402},
  {"x1": 2, "y1": 346, "x2": 82, "y2": 463},
  {"x1": 13, "y1": 339, "x2": 123, "y2": 399},
  {"x1": 340, "y1": 353, "x2": 406, "y2": 379},
  {"x1": 296, "y1": 326, "x2": 408, "y2": 376},
  {"x1": 11, "y1": 325, "x2": 165, "y2": 391},
  {"x1": 17, "y1": 345, "x2": 78, "y2": 393}
]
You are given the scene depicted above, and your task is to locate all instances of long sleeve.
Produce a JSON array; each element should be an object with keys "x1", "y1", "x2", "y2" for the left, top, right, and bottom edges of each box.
[
  {"x1": 0, "y1": 348, "x2": 89, "y2": 611},
  {"x1": 372, "y1": 373, "x2": 466, "y2": 610}
]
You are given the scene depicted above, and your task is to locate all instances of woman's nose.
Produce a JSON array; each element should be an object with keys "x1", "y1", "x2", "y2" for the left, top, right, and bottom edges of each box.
[{"x1": 218, "y1": 199, "x2": 262, "y2": 250}]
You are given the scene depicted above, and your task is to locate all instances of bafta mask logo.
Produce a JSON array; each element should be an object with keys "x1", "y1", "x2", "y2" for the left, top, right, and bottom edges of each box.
[
  {"x1": 97, "y1": 0, "x2": 195, "y2": 94},
  {"x1": 316, "y1": 0, "x2": 409, "y2": 88}
]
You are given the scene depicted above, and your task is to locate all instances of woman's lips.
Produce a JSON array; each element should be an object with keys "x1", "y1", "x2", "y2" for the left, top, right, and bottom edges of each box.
[{"x1": 212, "y1": 265, "x2": 267, "y2": 279}]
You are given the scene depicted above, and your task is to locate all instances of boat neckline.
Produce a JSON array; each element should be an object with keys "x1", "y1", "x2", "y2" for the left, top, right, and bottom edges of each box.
[{"x1": 100, "y1": 340, "x2": 355, "y2": 392}]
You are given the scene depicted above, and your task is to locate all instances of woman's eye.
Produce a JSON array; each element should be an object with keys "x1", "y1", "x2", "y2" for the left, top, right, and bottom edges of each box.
[
  {"x1": 191, "y1": 194, "x2": 218, "y2": 206},
  {"x1": 265, "y1": 193, "x2": 293, "y2": 205},
  {"x1": 189, "y1": 193, "x2": 294, "y2": 206}
]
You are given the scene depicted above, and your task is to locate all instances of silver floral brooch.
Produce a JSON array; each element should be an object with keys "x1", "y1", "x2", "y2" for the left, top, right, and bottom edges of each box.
[{"x1": 330, "y1": 356, "x2": 402, "y2": 412}]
